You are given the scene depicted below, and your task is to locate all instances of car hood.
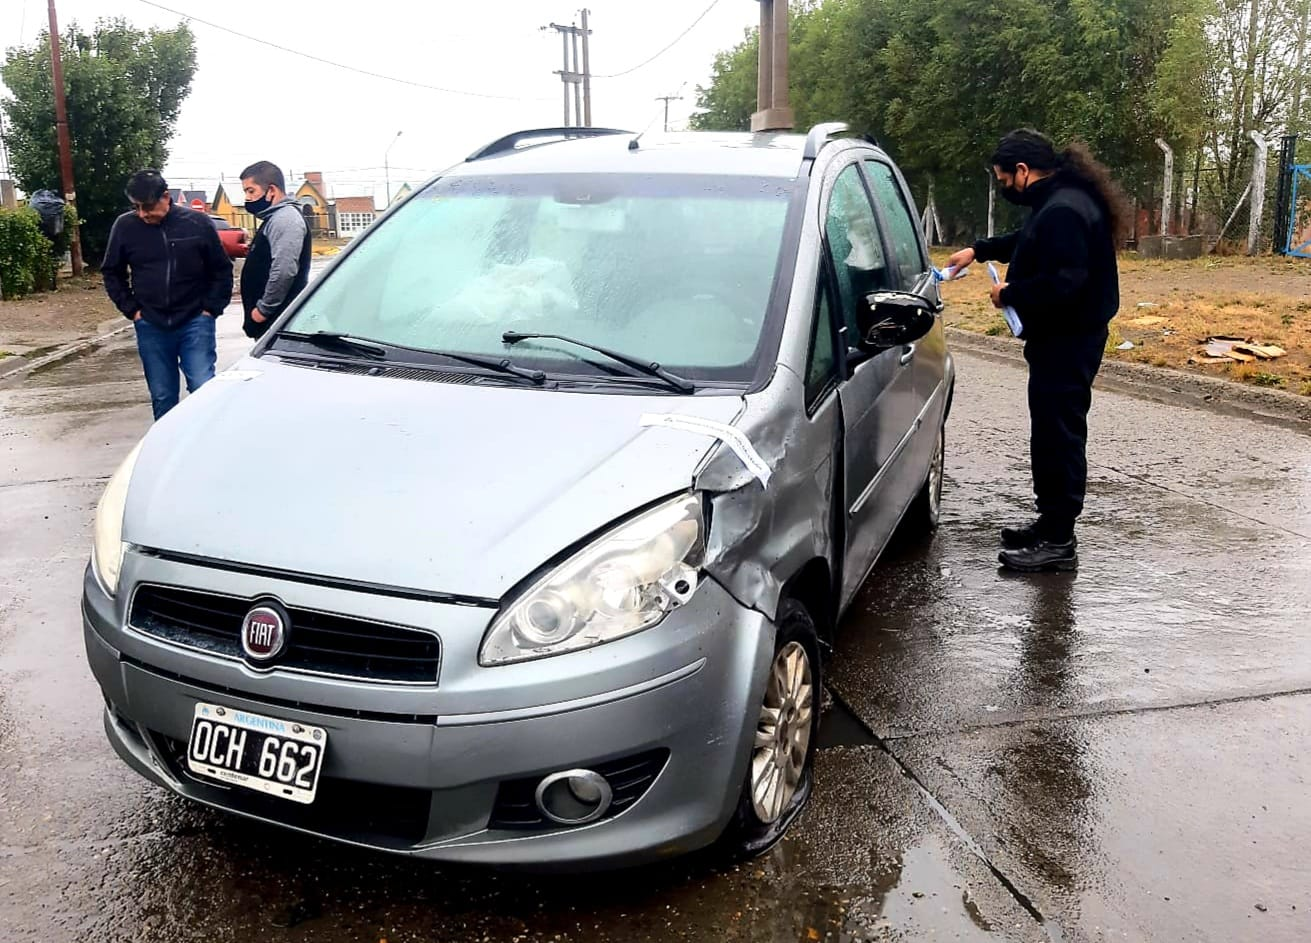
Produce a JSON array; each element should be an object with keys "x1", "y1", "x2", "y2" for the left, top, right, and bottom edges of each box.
[{"x1": 124, "y1": 357, "x2": 744, "y2": 600}]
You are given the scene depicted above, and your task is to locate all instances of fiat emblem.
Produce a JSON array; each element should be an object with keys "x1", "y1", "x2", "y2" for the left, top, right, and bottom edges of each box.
[{"x1": 241, "y1": 602, "x2": 289, "y2": 664}]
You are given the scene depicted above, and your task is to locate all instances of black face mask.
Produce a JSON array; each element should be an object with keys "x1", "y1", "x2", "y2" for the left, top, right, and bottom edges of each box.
[{"x1": 244, "y1": 189, "x2": 272, "y2": 215}]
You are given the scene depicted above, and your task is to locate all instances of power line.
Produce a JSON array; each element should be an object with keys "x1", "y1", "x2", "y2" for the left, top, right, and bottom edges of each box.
[
  {"x1": 135, "y1": 0, "x2": 554, "y2": 102},
  {"x1": 594, "y1": 0, "x2": 723, "y2": 79}
]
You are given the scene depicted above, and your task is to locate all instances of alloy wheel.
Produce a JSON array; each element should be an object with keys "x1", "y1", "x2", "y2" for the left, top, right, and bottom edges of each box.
[{"x1": 750, "y1": 640, "x2": 814, "y2": 824}]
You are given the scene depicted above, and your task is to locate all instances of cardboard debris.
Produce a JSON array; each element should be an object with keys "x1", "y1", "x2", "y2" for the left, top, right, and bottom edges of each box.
[
  {"x1": 1189, "y1": 355, "x2": 1234, "y2": 365},
  {"x1": 1199, "y1": 336, "x2": 1286, "y2": 364},
  {"x1": 1116, "y1": 340, "x2": 1135, "y2": 350},
  {"x1": 1232, "y1": 342, "x2": 1286, "y2": 360},
  {"x1": 1127, "y1": 315, "x2": 1167, "y2": 327},
  {"x1": 1136, "y1": 302, "x2": 1160, "y2": 309}
]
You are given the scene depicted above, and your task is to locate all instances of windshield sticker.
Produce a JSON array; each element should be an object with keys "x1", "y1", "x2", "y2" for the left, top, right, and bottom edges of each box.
[{"x1": 640, "y1": 413, "x2": 772, "y2": 487}]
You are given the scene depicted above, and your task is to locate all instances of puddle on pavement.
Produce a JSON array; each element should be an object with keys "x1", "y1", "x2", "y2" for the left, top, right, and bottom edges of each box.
[{"x1": 819, "y1": 688, "x2": 880, "y2": 749}]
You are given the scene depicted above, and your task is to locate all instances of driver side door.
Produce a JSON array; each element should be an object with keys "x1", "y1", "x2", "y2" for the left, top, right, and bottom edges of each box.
[{"x1": 825, "y1": 162, "x2": 923, "y2": 611}]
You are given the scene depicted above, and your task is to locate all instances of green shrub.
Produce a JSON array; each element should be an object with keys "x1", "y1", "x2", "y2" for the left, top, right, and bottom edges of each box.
[{"x1": 0, "y1": 207, "x2": 57, "y2": 299}]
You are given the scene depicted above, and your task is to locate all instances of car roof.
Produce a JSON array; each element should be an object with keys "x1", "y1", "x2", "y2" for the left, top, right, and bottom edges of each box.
[{"x1": 448, "y1": 131, "x2": 822, "y2": 179}]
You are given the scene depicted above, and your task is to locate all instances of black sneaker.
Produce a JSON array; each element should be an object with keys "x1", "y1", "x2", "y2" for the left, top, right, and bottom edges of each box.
[
  {"x1": 998, "y1": 537, "x2": 1079, "y2": 573},
  {"x1": 1000, "y1": 521, "x2": 1043, "y2": 549}
]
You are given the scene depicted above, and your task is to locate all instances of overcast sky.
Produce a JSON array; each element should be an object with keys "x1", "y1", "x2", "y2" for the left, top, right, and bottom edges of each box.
[{"x1": 1, "y1": 0, "x2": 759, "y2": 207}]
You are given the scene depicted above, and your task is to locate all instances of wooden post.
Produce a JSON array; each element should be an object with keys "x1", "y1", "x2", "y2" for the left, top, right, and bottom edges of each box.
[
  {"x1": 751, "y1": 0, "x2": 795, "y2": 131},
  {"x1": 46, "y1": 0, "x2": 82, "y2": 275}
]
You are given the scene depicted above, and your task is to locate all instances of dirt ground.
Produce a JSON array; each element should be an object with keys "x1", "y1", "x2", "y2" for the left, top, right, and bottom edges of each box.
[
  {"x1": 0, "y1": 273, "x2": 123, "y2": 356},
  {"x1": 933, "y1": 250, "x2": 1311, "y2": 397}
]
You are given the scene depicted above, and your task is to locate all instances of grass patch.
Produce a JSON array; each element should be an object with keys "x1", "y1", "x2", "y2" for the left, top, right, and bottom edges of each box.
[{"x1": 933, "y1": 248, "x2": 1311, "y2": 392}]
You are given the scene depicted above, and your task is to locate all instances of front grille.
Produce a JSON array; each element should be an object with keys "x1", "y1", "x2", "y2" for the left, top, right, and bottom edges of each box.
[
  {"x1": 489, "y1": 749, "x2": 669, "y2": 830},
  {"x1": 151, "y1": 732, "x2": 432, "y2": 848},
  {"x1": 130, "y1": 585, "x2": 441, "y2": 684}
]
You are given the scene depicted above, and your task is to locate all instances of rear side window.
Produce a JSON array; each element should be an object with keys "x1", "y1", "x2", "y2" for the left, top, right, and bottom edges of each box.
[{"x1": 864, "y1": 161, "x2": 926, "y2": 289}]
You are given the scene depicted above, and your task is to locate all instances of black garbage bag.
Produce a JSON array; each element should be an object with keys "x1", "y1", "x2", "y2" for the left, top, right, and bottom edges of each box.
[{"x1": 29, "y1": 190, "x2": 66, "y2": 238}]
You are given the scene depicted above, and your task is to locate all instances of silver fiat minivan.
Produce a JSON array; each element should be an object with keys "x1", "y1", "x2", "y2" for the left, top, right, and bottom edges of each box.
[{"x1": 84, "y1": 124, "x2": 954, "y2": 867}]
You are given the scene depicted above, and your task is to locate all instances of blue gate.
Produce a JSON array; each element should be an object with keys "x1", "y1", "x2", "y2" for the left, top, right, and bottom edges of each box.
[{"x1": 1285, "y1": 164, "x2": 1311, "y2": 257}]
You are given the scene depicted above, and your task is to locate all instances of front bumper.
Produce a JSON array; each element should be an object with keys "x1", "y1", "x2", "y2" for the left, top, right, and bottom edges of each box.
[{"x1": 83, "y1": 552, "x2": 774, "y2": 867}]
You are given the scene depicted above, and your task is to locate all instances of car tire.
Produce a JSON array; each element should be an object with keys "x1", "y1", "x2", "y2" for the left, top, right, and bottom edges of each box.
[
  {"x1": 718, "y1": 598, "x2": 822, "y2": 860},
  {"x1": 904, "y1": 420, "x2": 946, "y2": 535}
]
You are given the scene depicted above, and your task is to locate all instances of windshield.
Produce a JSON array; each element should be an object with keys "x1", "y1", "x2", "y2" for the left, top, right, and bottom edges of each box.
[{"x1": 281, "y1": 173, "x2": 798, "y2": 383}]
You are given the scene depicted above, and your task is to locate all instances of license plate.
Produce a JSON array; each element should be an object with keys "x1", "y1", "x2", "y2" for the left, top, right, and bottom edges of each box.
[{"x1": 186, "y1": 702, "x2": 327, "y2": 804}]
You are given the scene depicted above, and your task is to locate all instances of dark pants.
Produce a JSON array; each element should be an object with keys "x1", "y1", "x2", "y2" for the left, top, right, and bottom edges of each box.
[
  {"x1": 134, "y1": 315, "x2": 217, "y2": 420},
  {"x1": 1023, "y1": 331, "x2": 1107, "y2": 536}
]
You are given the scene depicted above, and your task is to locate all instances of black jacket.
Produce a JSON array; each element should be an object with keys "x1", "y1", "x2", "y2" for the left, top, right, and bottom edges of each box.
[
  {"x1": 102, "y1": 205, "x2": 233, "y2": 329},
  {"x1": 972, "y1": 174, "x2": 1119, "y2": 340}
]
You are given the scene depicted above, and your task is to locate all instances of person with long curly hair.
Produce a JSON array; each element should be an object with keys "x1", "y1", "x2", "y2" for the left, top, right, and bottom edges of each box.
[{"x1": 948, "y1": 129, "x2": 1129, "y2": 572}]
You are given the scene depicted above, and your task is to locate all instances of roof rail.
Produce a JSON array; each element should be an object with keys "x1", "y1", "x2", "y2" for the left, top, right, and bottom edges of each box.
[
  {"x1": 802, "y1": 122, "x2": 850, "y2": 160},
  {"x1": 466, "y1": 127, "x2": 633, "y2": 162}
]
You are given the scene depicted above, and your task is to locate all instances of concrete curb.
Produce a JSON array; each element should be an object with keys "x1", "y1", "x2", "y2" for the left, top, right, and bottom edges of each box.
[
  {"x1": 0, "y1": 322, "x2": 134, "y2": 386},
  {"x1": 945, "y1": 327, "x2": 1311, "y2": 431}
]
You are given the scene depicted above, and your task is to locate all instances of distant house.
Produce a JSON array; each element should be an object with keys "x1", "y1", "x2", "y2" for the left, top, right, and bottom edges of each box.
[
  {"x1": 170, "y1": 188, "x2": 208, "y2": 210},
  {"x1": 295, "y1": 172, "x2": 331, "y2": 236},
  {"x1": 334, "y1": 196, "x2": 377, "y2": 238},
  {"x1": 211, "y1": 184, "x2": 256, "y2": 232}
]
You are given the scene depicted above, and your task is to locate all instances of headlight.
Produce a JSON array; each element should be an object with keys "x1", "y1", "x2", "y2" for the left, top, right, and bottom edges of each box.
[
  {"x1": 91, "y1": 441, "x2": 144, "y2": 596},
  {"x1": 480, "y1": 494, "x2": 704, "y2": 666}
]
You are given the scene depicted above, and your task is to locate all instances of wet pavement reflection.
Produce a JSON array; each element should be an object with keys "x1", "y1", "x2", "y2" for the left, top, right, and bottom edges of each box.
[{"x1": 2, "y1": 312, "x2": 1310, "y2": 941}]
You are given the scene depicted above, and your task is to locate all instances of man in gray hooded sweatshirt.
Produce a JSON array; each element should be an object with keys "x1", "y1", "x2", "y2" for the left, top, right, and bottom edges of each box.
[{"x1": 239, "y1": 161, "x2": 312, "y2": 339}]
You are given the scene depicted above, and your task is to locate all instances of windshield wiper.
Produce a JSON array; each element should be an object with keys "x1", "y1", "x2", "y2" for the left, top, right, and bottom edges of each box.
[
  {"x1": 277, "y1": 331, "x2": 388, "y2": 359},
  {"x1": 501, "y1": 331, "x2": 695, "y2": 393},
  {"x1": 276, "y1": 331, "x2": 546, "y2": 384},
  {"x1": 427, "y1": 349, "x2": 547, "y2": 384}
]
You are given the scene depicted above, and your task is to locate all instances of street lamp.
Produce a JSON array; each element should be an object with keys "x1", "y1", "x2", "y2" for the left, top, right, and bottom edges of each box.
[{"x1": 384, "y1": 130, "x2": 403, "y2": 207}]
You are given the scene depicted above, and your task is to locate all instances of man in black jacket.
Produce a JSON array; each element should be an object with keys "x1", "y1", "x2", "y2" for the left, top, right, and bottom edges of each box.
[
  {"x1": 948, "y1": 130, "x2": 1124, "y2": 572},
  {"x1": 238, "y1": 161, "x2": 311, "y2": 340},
  {"x1": 102, "y1": 170, "x2": 233, "y2": 420}
]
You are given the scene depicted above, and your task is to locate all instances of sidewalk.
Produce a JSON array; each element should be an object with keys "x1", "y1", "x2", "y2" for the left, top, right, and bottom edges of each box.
[
  {"x1": 0, "y1": 273, "x2": 126, "y2": 368},
  {"x1": 0, "y1": 270, "x2": 255, "y2": 383}
]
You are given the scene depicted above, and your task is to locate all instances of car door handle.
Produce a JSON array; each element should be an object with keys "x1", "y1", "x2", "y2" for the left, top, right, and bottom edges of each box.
[{"x1": 899, "y1": 344, "x2": 916, "y2": 366}]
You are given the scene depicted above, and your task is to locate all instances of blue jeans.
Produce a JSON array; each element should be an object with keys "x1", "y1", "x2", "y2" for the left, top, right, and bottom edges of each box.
[{"x1": 134, "y1": 315, "x2": 217, "y2": 419}]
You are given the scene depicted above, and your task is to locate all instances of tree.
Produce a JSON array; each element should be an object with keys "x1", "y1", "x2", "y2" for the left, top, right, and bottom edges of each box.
[
  {"x1": 1199, "y1": 0, "x2": 1304, "y2": 222},
  {"x1": 2, "y1": 18, "x2": 196, "y2": 262},
  {"x1": 690, "y1": 0, "x2": 1218, "y2": 241}
]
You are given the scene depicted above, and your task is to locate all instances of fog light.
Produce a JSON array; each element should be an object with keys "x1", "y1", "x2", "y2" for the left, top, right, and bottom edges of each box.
[{"x1": 534, "y1": 769, "x2": 613, "y2": 825}]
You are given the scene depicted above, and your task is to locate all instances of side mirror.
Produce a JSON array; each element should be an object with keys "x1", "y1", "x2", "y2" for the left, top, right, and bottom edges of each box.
[{"x1": 858, "y1": 291, "x2": 936, "y2": 350}]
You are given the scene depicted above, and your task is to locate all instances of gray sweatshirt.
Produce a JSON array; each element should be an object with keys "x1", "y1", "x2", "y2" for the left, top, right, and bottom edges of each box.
[{"x1": 253, "y1": 198, "x2": 308, "y2": 315}]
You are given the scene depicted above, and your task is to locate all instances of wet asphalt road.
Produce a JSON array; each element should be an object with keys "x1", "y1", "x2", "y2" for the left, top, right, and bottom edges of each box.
[{"x1": 2, "y1": 309, "x2": 1309, "y2": 942}]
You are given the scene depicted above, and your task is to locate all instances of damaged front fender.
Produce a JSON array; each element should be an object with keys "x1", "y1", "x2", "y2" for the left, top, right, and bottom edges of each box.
[{"x1": 695, "y1": 367, "x2": 842, "y2": 623}]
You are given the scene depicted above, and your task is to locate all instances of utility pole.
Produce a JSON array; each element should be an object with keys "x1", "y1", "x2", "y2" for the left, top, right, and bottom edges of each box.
[
  {"x1": 46, "y1": 0, "x2": 82, "y2": 275},
  {"x1": 384, "y1": 130, "x2": 402, "y2": 206},
  {"x1": 543, "y1": 17, "x2": 592, "y2": 127},
  {"x1": 655, "y1": 92, "x2": 683, "y2": 132},
  {"x1": 580, "y1": 9, "x2": 592, "y2": 127},
  {"x1": 751, "y1": 0, "x2": 794, "y2": 132}
]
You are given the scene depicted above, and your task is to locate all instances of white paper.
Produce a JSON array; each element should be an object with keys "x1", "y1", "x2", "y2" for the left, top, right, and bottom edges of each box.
[
  {"x1": 211, "y1": 369, "x2": 262, "y2": 382},
  {"x1": 639, "y1": 413, "x2": 772, "y2": 486},
  {"x1": 987, "y1": 262, "x2": 1024, "y2": 337}
]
